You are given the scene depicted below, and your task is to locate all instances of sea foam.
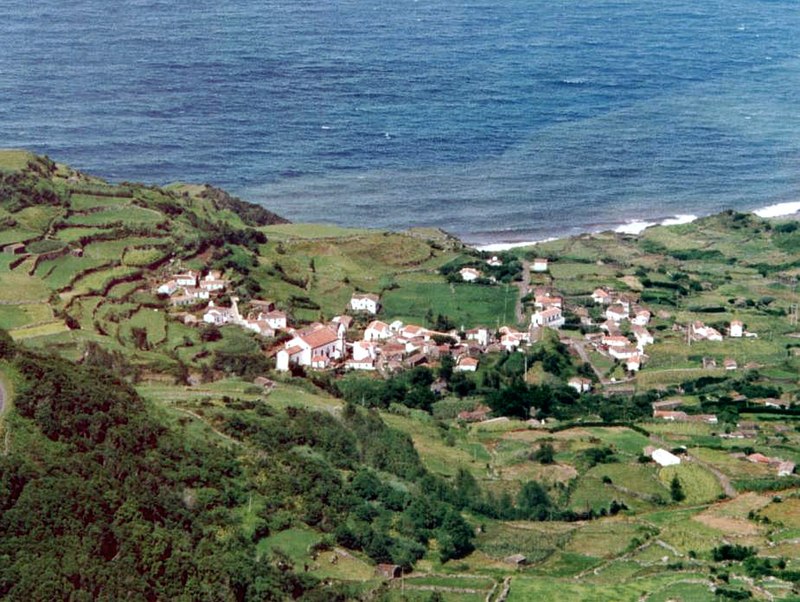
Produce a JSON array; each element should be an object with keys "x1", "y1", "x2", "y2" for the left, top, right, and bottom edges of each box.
[{"x1": 752, "y1": 202, "x2": 800, "y2": 218}]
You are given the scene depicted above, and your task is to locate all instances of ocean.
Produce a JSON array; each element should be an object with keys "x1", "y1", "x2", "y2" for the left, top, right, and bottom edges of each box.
[{"x1": 2, "y1": 0, "x2": 800, "y2": 245}]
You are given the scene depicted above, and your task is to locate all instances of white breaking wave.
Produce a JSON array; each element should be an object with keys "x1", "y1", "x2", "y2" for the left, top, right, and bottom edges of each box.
[
  {"x1": 476, "y1": 237, "x2": 558, "y2": 252},
  {"x1": 660, "y1": 214, "x2": 698, "y2": 226},
  {"x1": 615, "y1": 214, "x2": 699, "y2": 235},
  {"x1": 615, "y1": 220, "x2": 657, "y2": 235},
  {"x1": 753, "y1": 201, "x2": 800, "y2": 218}
]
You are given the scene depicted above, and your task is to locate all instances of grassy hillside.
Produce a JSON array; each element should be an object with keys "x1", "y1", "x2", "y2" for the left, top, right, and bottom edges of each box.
[{"x1": 3, "y1": 151, "x2": 800, "y2": 600}]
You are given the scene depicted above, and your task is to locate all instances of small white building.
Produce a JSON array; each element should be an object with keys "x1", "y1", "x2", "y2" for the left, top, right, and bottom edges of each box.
[
  {"x1": 352, "y1": 340, "x2": 378, "y2": 362},
  {"x1": 592, "y1": 288, "x2": 612, "y2": 305},
  {"x1": 311, "y1": 355, "x2": 331, "y2": 370},
  {"x1": 532, "y1": 258, "x2": 549, "y2": 272},
  {"x1": 460, "y1": 267, "x2": 481, "y2": 282},
  {"x1": 631, "y1": 310, "x2": 651, "y2": 326},
  {"x1": 729, "y1": 320, "x2": 743, "y2": 338},
  {"x1": 632, "y1": 325, "x2": 654, "y2": 349},
  {"x1": 185, "y1": 286, "x2": 210, "y2": 300},
  {"x1": 605, "y1": 304, "x2": 628, "y2": 323},
  {"x1": 651, "y1": 448, "x2": 681, "y2": 467},
  {"x1": 486, "y1": 256, "x2": 503, "y2": 267},
  {"x1": 691, "y1": 322, "x2": 723, "y2": 342},
  {"x1": 602, "y1": 335, "x2": 630, "y2": 348},
  {"x1": 400, "y1": 324, "x2": 430, "y2": 340},
  {"x1": 204, "y1": 308, "x2": 232, "y2": 326},
  {"x1": 568, "y1": 377, "x2": 592, "y2": 393},
  {"x1": 531, "y1": 307, "x2": 565, "y2": 329},
  {"x1": 350, "y1": 293, "x2": 381, "y2": 315},
  {"x1": 455, "y1": 357, "x2": 479, "y2": 372},
  {"x1": 261, "y1": 310, "x2": 287, "y2": 330},
  {"x1": 157, "y1": 280, "x2": 179, "y2": 295},
  {"x1": 276, "y1": 325, "x2": 344, "y2": 371},
  {"x1": 364, "y1": 320, "x2": 392, "y2": 342},
  {"x1": 175, "y1": 271, "x2": 198, "y2": 287},
  {"x1": 199, "y1": 270, "x2": 228, "y2": 292},
  {"x1": 465, "y1": 327, "x2": 491, "y2": 347},
  {"x1": 534, "y1": 295, "x2": 563, "y2": 310},
  {"x1": 626, "y1": 355, "x2": 642, "y2": 372},
  {"x1": 500, "y1": 331, "x2": 528, "y2": 352},
  {"x1": 345, "y1": 359, "x2": 376, "y2": 371},
  {"x1": 609, "y1": 345, "x2": 640, "y2": 360}
]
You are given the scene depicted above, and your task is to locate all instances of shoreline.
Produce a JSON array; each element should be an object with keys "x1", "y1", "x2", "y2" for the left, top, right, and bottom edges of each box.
[{"x1": 471, "y1": 202, "x2": 800, "y2": 252}]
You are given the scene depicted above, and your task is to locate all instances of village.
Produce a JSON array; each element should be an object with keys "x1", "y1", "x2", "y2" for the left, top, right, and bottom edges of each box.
[{"x1": 151, "y1": 254, "x2": 759, "y2": 412}]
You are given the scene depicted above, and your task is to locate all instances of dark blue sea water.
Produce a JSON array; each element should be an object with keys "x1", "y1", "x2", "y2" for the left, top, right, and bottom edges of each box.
[{"x1": 2, "y1": 0, "x2": 800, "y2": 244}]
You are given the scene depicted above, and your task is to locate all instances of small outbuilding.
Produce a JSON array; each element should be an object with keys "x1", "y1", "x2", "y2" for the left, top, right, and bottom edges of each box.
[
  {"x1": 651, "y1": 448, "x2": 681, "y2": 467},
  {"x1": 375, "y1": 564, "x2": 402, "y2": 579},
  {"x1": 504, "y1": 554, "x2": 528, "y2": 567}
]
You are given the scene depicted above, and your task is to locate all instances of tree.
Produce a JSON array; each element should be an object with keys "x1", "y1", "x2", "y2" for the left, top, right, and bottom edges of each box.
[
  {"x1": 531, "y1": 443, "x2": 555, "y2": 465},
  {"x1": 0, "y1": 328, "x2": 15, "y2": 359},
  {"x1": 670, "y1": 474, "x2": 686, "y2": 502},
  {"x1": 486, "y1": 379, "x2": 531, "y2": 419},
  {"x1": 131, "y1": 326, "x2": 149, "y2": 350},
  {"x1": 516, "y1": 481, "x2": 552, "y2": 520},
  {"x1": 439, "y1": 355, "x2": 455, "y2": 382},
  {"x1": 436, "y1": 508, "x2": 474, "y2": 562}
]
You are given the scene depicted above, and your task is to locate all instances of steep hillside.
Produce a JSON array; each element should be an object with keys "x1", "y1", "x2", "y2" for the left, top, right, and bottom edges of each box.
[{"x1": 3, "y1": 151, "x2": 800, "y2": 601}]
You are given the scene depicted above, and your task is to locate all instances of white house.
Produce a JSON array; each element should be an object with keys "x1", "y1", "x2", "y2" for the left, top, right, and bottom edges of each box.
[
  {"x1": 175, "y1": 271, "x2": 198, "y2": 287},
  {"x1": 185, "y1": 286, "x2": 210, "y2": 300},
  {"x1": 350, "y1": 293, "x2": 381, "y2": 315},
  {"x1": 311, "y1": 355, "x2": 331, "y2": 370},
  {"x1": 691, "y1": 321, "x2": 723, "y2": 342},
  {"x1": 203, "y1": 298, "x2": 242, "y2": 326},
  {"x1": 466, "y1": 327, "x2": 491, "y2": 347},
  {"x1": 602, "y1": 335, "x2": 630, "y2": 348},
  {"x1": 345, "y1": 359, "x2": 376, "y2": 371},
  {"x1": 568, "y1": 377, "x2": 592, "y2": 393},
  {"x1": 352, "y1": 340, "x2": 378, "y2": 362},
  {"x1": 626, "y1": 354, "x2": 643, "y2": 372},
  {"x1": 199, "y1": 271, "x2": 228, "y2": 292},
  {"x1": 260, "y1": 310, "x2": 287, "y2": 330},
  {"x1": 389, "y1": 320, "x2": 404, "y2": 333},
  {"x1": 460, "y1": 267, "x2": 481, "y2": 282},
  {"x1": 651, "y1": 448, "x2": 681, "y2": 467},
  {"x1": 500, "y1": 331, "x2": 528, "y2": 352},
  {"x1": 609, "y1": 345, "x2": 640, "y2": 360},
  {"x1": 242, "y1": 319, "x2": 275, "y2": 337},
  {"x1": 364, "y1": 320, "x2": 392, "y2": 341},
  {"x1": 400, "y1": 324, "x2": 429, "y2": 340},
  {"x1": 531, "y1": 307, "x2": 565, "y2": 329},
  {"x1": 631, "y1": 310, "x2": 651, "y2": 326},
  {"x1": 730, "y1": 320, "x2": 743, "y2": 338},
  {"x1": 605, "y1": 304, "x2": 628, "y2": 322},
  {"x1": 534, "y1": 295, "x2": 563, "y2": 310},
  {"x1": 532, "y1": 258, "x2": 549, "y2": 272},
  {"x1": 276, "y1": 325, "x2": 344, "y2": 371},
  {"x1": 632, "y1": 325, "x2": 654, "y2": 348},
  {"x1": 486, "y1": 256, "x2": 503, "y2": 267},
  {"x1": 592, "y1": 288, "x2": 612, "y2": 304},
  {"x1": 204, "y1": 307, "x2": 233, "y2": 326},
  {"x1": 157, "y1": 280, "x2": 179, "y2": 295},
  {"x1": 455, "y1": 357, "x2": 479, "y2": 372}
]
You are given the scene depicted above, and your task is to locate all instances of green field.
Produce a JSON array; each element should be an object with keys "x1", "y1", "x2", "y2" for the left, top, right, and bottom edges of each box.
[{"x1": 382, "y1": 277, "x2": 520, "y2": 328}]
